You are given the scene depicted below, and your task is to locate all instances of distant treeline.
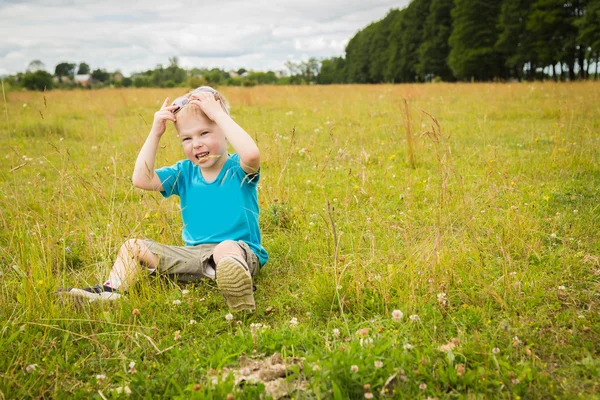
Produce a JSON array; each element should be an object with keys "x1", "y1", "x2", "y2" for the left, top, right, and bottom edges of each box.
[
  {"x1": 1, "y1": 57, "x2": 318, "y2": 91},
  {"x1": 319, "y1": 0, "x2": 600, "y2": 83}
]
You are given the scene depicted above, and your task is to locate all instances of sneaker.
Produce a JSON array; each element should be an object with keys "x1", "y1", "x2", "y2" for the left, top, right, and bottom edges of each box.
[
  {"x1": 216, "y1": 256, "x2": 255, "y2": 312},
  {"x1": 58, "y1": 285, "x2": 122, "y2": 303}
]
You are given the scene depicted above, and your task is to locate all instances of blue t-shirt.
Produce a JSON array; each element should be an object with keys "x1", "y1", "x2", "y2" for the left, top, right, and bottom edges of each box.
[{"x1": 155, "y1": 153, "x2": 268, "y2": 266}]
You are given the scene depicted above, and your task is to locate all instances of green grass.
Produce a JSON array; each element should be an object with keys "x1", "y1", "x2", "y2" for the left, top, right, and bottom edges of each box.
[{"x1": 1, "y1": 83, "x2": 599, "y2": 399}]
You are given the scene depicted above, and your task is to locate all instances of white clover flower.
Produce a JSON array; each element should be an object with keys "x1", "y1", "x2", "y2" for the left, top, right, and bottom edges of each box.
[
  {"x1": 172, "y1": 299, "x2": 181, "y2": 305},
  {"x1": 350, "y1": 365, "x2": 359, "y2": 372},
  {"x1": 492, "y1": 347, "x2": 500, "y2": 354},
  {"x1": 365, "y1": 393, "x2": 374, "y2": 399},
  {"x1": 392, "y1": 309, "x2": 404, "y2": 322},
  {"x1": 550, "y1": 233, "x2": 557, "y2": 238},
  {"x1": 189, "y1": 320, "x2": 197, "y2": 325},
  {"x1": 289, "y1": 317, "x2": 299, "y2": 328},
  {"x1": 403, "y1": 343, "x2": 414, "y2": 350},
  {"x1": 312, "y1": 364, "x2": 321, "y2": 371},
  {"x1": 409, "y1": 314, "x2": 420, "y2": 322},
  {"x1": 360, "y1": 337, "x2": 374, "y2": 347},
  {"x1": 114, "y1": 386, "x2": 132, "y2": 395},
  {"x1": 25, "y1": 364, "x2": 38, "y2": 373},
  {"x1": 96, "y1": 374, "x2": 106, "y2": 380},
  {"x1": 558, "y1": 285, "x2": 566, "y2": 290},
  {"x1": 374, "y1": 360, "x2": 383, "y2": 368},
  {"x1": 181, "y1": 289, "x2": 190, "y2": 295},
  {"x1": 332, "y1": 328, "x2": 340, "y2": 338},
  {"x1": 225, "y1": 313, "x2": 234, "y2": 321}
]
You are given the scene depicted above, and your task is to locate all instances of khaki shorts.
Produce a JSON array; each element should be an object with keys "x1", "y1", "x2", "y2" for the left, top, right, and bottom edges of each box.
[{"x1": 142, "y1": 240, "x2": 259, "y2": 282}]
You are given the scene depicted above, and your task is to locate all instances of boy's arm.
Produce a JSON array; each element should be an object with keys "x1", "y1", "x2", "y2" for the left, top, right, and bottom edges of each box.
[
  {"x1": 132, "y1": 98, "x2": 178, "y2": 190},
  {"x1": 190, "y1": 93, "x2": 260, "y2": 175},
  {"x1": 213, "y1": 114, "x2": 260, "y2": 174}
]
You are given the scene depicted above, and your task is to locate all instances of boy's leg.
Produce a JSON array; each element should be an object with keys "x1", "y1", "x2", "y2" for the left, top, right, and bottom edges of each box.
[
  {"x1": 61, "y1": 239, "x2": 158, "y2": 302},
  {"x1": 214, "y1": 240, "x2": 256, "y2": 312},
  {"x1": 105, "y1": 239, "x2": 159, "y2": 291}
]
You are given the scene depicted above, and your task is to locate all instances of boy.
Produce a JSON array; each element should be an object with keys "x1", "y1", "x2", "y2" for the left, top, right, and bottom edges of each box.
[{"x1": 62, "y1": 87, "x2": 267, "y2": 312}]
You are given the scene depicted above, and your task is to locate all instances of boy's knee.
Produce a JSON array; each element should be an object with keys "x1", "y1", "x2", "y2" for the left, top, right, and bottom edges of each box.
[
  {"x1": 213, "y1": 240, "x2": 242, "y2": 262},
  {"x1": 120, "y1": 239, "x2": 144, "y2": 257}
]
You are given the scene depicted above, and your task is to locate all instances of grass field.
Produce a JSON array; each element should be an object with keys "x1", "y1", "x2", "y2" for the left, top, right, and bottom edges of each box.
[{"x1": 1, "y1": 83, "x2": 599, "y2": 399}]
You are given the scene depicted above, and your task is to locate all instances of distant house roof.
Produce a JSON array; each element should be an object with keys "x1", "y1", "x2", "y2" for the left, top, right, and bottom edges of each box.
[{"x1": 75, "y1": 74, "x2": 91, "y2": 82}]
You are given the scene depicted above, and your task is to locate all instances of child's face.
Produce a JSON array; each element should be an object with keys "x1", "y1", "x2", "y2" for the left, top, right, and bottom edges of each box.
[{"x1": 175, "y1": 111, "x2": 227, "y2": 170}]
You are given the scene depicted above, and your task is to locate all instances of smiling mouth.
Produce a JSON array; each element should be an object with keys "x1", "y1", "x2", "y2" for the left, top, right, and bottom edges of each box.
[{"x1": 196, "y1": 152, "x2": 209, "y2": 161}]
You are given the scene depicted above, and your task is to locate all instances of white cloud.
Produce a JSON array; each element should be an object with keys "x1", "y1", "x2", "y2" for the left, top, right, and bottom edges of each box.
[{"x1": 0, "y1": 0, "x2": 409, "y2": 76}]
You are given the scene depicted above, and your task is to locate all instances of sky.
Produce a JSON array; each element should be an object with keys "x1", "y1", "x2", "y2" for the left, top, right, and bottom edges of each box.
[{"x1": 0, "y1": 0, "x2": 409, "y2": 77}]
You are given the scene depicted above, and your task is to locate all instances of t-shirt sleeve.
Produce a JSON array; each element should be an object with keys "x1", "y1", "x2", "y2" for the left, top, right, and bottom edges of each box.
[
  {"x1": 230, "y1": 153, "x2": 260, "y2": 187},
  {"x1": 155, "y1": 161, "x2": 184, "y2": 198}
]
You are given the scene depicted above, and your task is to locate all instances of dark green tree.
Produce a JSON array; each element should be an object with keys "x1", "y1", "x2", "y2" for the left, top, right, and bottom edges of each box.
[
  {"x1": 384, "y1": 9, "x2": 407, "y2": 82},
  {"x1": 346, "y1": 23, "x2": 377, "y2": 83},
  {"x1": 317, "y1": 57, "x2": 346, "y2": 84},
  {"x1": 166, "y1": 56, "x2": 187, "y2": 84},
  {"x1": 54, "y1": 62, "x2": 76, "y2": 79},
  {"x1": 399, "y1": 0, "x2": 431, "y2": 82},
  {"x1": 91, "y1": 69, "x2": 110, "y2": 83},
  {"x1": 496, "y1": 0, "x2": 536, "y2": 80},
  {"x1": 77, "y1": 62, "x2": 90, "y2": 75},
  {"x1": 578, "y1": 0, "x2": 600, "y2": 79},
  {"x1": 528, "y1": 0, "x2": 581, "y2": 80},
  {"x1": 417, "y1": 0, "x2": 455, "y2": 81},
  {"x1": 448, "y1": 0, "x2": 505, "y2": 81},
  {"x1": 368, "y1": 10, "x2": 397, "y2": 82},
  {"x1": 22, "y1": 70, "x2": 53, "y2": 91}
]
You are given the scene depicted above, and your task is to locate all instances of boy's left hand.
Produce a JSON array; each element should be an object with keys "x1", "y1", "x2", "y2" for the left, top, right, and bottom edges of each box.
[{"x1": 189, "y1": 92, "x2": 227, "y2": 121}]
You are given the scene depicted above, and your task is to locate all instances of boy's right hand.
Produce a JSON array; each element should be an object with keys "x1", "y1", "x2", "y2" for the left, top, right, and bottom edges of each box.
[{"x1": 150, "y1": 98, "x2": 178, "y2": 137}]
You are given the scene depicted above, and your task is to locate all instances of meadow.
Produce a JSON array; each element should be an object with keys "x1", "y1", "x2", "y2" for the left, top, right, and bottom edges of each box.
[{"x1": 0, "y1": 83, "x2": 599, "y2": 399}]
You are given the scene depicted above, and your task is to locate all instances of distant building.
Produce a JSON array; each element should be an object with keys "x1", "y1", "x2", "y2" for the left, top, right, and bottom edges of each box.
[
  {"x1": 275, "y1": 70, "x2": 287, "y2": 78},
  {"x1": 75, "y1": 74, "x2": 92, "y2": 86},
  {"x1": 53, "y1": 76, "x2": 72, "y2": 84},
  {"x1": 228, "y1": 71, "x2": 239, "y2": 78}
]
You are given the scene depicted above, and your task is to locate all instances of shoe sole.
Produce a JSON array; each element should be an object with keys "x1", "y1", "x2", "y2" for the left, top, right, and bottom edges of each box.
[
  {"x1": 216, "y1": 257, "x2": 255, "y2": 312},
  {"x1": 60, "y1": 289, "x2": 122, "y2": 303}
]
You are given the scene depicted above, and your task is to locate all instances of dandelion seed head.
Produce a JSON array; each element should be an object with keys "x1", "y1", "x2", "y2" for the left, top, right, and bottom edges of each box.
[
  {"x1": 225, "y1": 313, "x2": 234, "y2": 321},
  {"x1": 391, "y1": 309, "x2": 403, "y2": 322}
]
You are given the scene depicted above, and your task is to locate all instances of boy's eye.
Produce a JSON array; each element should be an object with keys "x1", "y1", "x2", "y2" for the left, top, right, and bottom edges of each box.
[
  {"x1": 200, "y1": 131, "x2": 209, "y2": 136},
  {"x1": 182, "y1": 137, "x2": 191, "y2": 141}
]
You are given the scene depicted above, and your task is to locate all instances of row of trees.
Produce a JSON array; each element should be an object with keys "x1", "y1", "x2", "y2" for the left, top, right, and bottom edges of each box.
[
  {"x1": 3, "y1": 57, "x2": 324, "y2": 91},
  {"x1": 320, "y1": 0, "x2": 600, "y2": 82}
]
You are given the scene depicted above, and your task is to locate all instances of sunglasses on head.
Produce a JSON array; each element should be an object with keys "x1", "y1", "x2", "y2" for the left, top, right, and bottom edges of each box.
[{"x1": 171, "y1": 87, "x2": 221, "y2": 114}]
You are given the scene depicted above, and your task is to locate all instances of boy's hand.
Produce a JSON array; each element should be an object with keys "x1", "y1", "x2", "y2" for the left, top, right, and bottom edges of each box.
[
  {"x1": 150, "y1": 98, "x2": 178, "y2": 137},
  {"x1": 189, "y1": 92, "x2": 227, "y2": 122}
]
